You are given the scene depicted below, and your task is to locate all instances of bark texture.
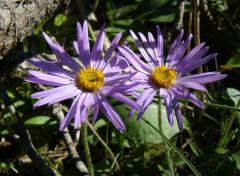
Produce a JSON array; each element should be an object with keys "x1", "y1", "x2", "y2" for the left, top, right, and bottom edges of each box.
[{"x1": 0, "y1": 0, "x2": 70, "y2": 59}]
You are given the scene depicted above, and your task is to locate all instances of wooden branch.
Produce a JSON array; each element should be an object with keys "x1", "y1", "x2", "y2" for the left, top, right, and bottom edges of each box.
[
  {"x1": 0, "y1": 84, "x2": 59, "y2": 176},
  {"x1": 0, "y1": 0, "x2": 70, "y2": 59},
  {"x1": 52, "y1": 104, "x2": 89, "y2": 175}
]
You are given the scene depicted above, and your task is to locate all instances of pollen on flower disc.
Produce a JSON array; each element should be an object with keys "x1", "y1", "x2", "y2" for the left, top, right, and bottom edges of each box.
[
  {"x1": 77, "y1": 68, "x2": 104, "y2": 92},
  {"x1": 151, "y1": 65, "x2": 177, "y2": 88}
]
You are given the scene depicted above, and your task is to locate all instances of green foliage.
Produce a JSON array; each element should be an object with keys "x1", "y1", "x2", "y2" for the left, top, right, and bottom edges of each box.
[
  {"x1": 116, "y1": 102, "x2": 179, "y2": 144},
  {"x1": 1, "y1": 0, "x2": 240, "y2": 175}
]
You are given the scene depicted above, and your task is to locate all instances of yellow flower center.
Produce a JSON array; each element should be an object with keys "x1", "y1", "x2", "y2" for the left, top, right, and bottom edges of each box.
[
  {"x1": 77, "y1": 68, "x2": 104, "y2": 92},
  {"x1": 151, "y1": 65, "x2": 177, "y2": 88}
]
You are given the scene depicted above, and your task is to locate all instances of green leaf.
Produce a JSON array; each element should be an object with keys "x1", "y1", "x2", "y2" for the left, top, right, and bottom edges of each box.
[
  {"x1": 116, "y1": 102, "x2": 179, "y2": 144},
  {"x1": 24, "y1": 116, "x2": 53, "y2": 126},
  {"x1": 214, "y1": 158, "x2": 236, "y2": 176},
  {"x1": 225, "y1": 55, "x2": 240, "y2": 68},
  {"x1": 54, "y1": 14, "x2": 67, "y2": 27},
  {"x1": 226, "y1": 88, "x2": 240, "y2": 106},
  {"x1": 133, "y1": 0, "x2": 177, "y2": 22},
  {"x1": 232, "y1": 151, "x2": 240, "y2": 170}
]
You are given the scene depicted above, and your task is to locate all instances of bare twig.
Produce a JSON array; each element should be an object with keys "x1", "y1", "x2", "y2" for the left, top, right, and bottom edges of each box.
[
  {"x1": 86, "y1": 121, "x2": 122, "y2": 173},
  {"x1": 175, "y1": 0, "x2": 186, "y2": 30},
  {"x1": 167, "y1": 0, "x2": 185, "y2": 42},
  {"x1": 0, "y1": 84, "x2": 59, "y2": 176},
  {"x1": 52, "y1": 104, "x2": 89, "y2": 175}
]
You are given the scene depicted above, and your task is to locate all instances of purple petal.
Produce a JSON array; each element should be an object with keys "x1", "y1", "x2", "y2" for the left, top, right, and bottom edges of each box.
[
  {"x1": 174, "y1": 81, "x2": 206, "y2": 91},
  {"x1": 98, "y1": 93, "x2": 126, "y2": 132},
  {"x1": 130, "y1": 30, "x2": 155, "y2": 66},
  {"x1": 136, "y1": 89, "x2": 156, "y2": 120},
  {"x1": 178, "y1": 72, "x2": 227, "y2": 83},
  {"x1": 156, "y1": 26, "x2": 164, "y2": 66},
  {"x1": 92, "y1": 95, "x2": 100, "y2": 124},
  {"x1": 171, "y1": 98, "x2": 183, "y2": 131},
  {"x1": 175, "y1": 43, "x2": 206, "y2": 73},
  {"x1": 74, "y1": 93, "x2": 86, "y2": 129},
  {"x1": 33, "y1": 87, "x2": 79, "y2": 108},
  {"x1": 118, "y1": 46, "x2": 152, "y2": 74},
  {"x1": 25, "y1": 76, "x2": 67, "y2": 87},
  {"x1": 179, "y1": 53, "x2": 217, "y2": 76},
  {"x1": 138, "y1": 32, "x2": 158, "y2": 66},
  {"x1": 28, "y1": 70, "x2": 71, "y2": 85},
  {"x1": 185, "y1": 91, "x2": 204, "y2": 109},
  {"x1": 160, "y1": 89, "x2": 174, "y2": 126},
  {"x1": 102, "y1": 32, "x2": 122, "y2": 64},
  {"x1": 166, "y1": 30, "x2": 184, "y2": 67},
  {"x1": 90, "y1": 25, "x2": 105, "y2": 67},
  {"x1": 170, "y1": 34, "x2": 193, "y2": 67},
  {"x1": 109, "y1": 92, "x2": 141, "y2": 111},
  {"x1": 59, "y1": 94, "x2": 81, "y2": 131},
  {"x1": 27, "y1": 58, "x2": 75, "y2": 78},
  {"x1": 104, "y1": 73, "x2": 134, "y2": 85},
  {"x1": 77, "y1": 21, "x2": 90, "y2": 67},
  {"x1": 128, "y1": 87, "x2": 156, "y2": 118},
  {"x1": 73, "y1": 41, "x2": 79, "y2": 55},
  {"x1": 42, "y1": 32, "x2": 81, "y2": 72},
  {"x1": 31, "y1": 84, "x2": 76, "y2": 98}
]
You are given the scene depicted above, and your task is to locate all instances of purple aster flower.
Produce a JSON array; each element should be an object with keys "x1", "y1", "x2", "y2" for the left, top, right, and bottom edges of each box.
[
  {"x1": 25, "y1": 21, "x2": 141, "y2": 133},
  {"x1": 118, "y1": 26, "x2": 227, "y2": 130}
]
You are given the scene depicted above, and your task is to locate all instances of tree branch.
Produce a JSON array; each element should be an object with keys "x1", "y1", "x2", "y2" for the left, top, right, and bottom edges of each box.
[
  {"x1": 0, "y1": 84, "x2": 59, "y2": 176},
  {"x1": 0, "y1": 0, "x2": 70, "y2": 59},
  {"x1": 52, "y1": 104, "x2": 89, "y2": 175}
]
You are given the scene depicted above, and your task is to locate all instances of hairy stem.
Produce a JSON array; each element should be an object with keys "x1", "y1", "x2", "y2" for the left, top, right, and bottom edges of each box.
[
  {"x1": 82, "y1": 123, "x2": 94, "y2": 176},
  {"x1": 158, "y1": 96, "x2": 175, "y2": 176}
]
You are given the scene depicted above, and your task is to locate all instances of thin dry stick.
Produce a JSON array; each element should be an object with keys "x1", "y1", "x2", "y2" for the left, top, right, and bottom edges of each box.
[
  {"x1": 175, "y1": 0, "x2": 185, "y2": 30},
  {"x1": 0, "y1": 84, "x2": 59, "y2": 176},
  {"x1": 167, "y1": 0, "x2": 186, "y2": 41},
  {"x1": 86, "y1": 121, "x2": 122, "y2": 173},
  {"x1": 52, "y1": 104, "x2": 89, "y2": 175},
  {"x1": 193, "y1": 0, "x2": 205, "y2": 131}
]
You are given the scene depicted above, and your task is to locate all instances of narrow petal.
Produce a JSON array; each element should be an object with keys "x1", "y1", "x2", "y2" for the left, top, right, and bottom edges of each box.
[
  {"x1": 178, "y1": 72, "x2": 227, "y2": 84},
  {"x1": 179, "y1": 53, "x2": 217, "y2": 76},
  {"x1": 102, "y1": 32, "x2": 122, "y2": 63},
  {"x1": 109, "y1": 92, "x2": 141, "y2": 111},
  {"x1": 28, "y1": 70, "x2": 71, "y2": 85},
  {"x1": 175, "y1": 43, "x2": 207, "y2": 73},
  {"x1": 27, "y1": 58, "x2": 75, "y2": 78},
  {"x1": 92, "y1": 95, "x2": 100, "y2": 124},
  {"x1": 185, "y1": 91, "x2": 205, "y2": 109},
  {"x1": 42, "y1": 32, "x2": 81, "y2": 72},
  {"x1": 170, "y1": 34, "x2": 193, "y2": 67},
  {"x1": 90, "y1": 25, "x2": 105, "y2": 67},
  {"x1": 156, "y1": 26, "x2": 164, "y2": 66},
  {"x1": 166, "y1": 30, "x2": 184, "y2": 67},
  {"x1": 138, "y1": 32, "x2": 158, "y2": 66},
  {"x1": 160, "y1": 89, "x2": 174, "y2": 126},
  {"x1": 74, "y1": 93, "x2": 86, "y2": 129},
  {"x1": 33, "y1": 87, "x2": 79, "y2": 108},
  {"x1": 98, "y1": 93, "x2": 126, "y2": 132},
  {"x1": 130, "y1": 30, "x2": 154, "y2": 65},
  {"x1": 25, "y1": 76, "x2": 68, "y2": 87},
  {"x1": 171, "y1": 98, "x2": 183, "y2": 131},
  {"x1": 31, "y1": 85, "x2": 76, "y2": 98},
  {"x1": 136, "y1": 89, "x2": 156, "y2": 120},
  {"x1": 77, "y1": 21, "x2": 90, "y2": 67},
  {"x1": 59, "y1": 94, "x2": 81, "y2": 131},
  {"x1": 118, "y1": 46, "x2": 152, "y2": 74},
  {"x1": 128, "y1": 88, "x2": 156, "y2": 118},
  {"x1": 174, "y1": 81, "x2": 206, "y2": 91}
]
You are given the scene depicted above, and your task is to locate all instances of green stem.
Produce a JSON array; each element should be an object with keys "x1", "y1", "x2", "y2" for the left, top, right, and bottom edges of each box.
[
  {"x1": 217, "y1": 99, "x2": 240, "y2": 148},
  {"x1": 158, "y1": 97, "x2": 175, "y2": 176},
  {"x1": 82, "y1": 123, "x2": 94, "y2": 176},
  {"x1": 143, "y1": 118, "x2": 201, "y2": 176}
]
